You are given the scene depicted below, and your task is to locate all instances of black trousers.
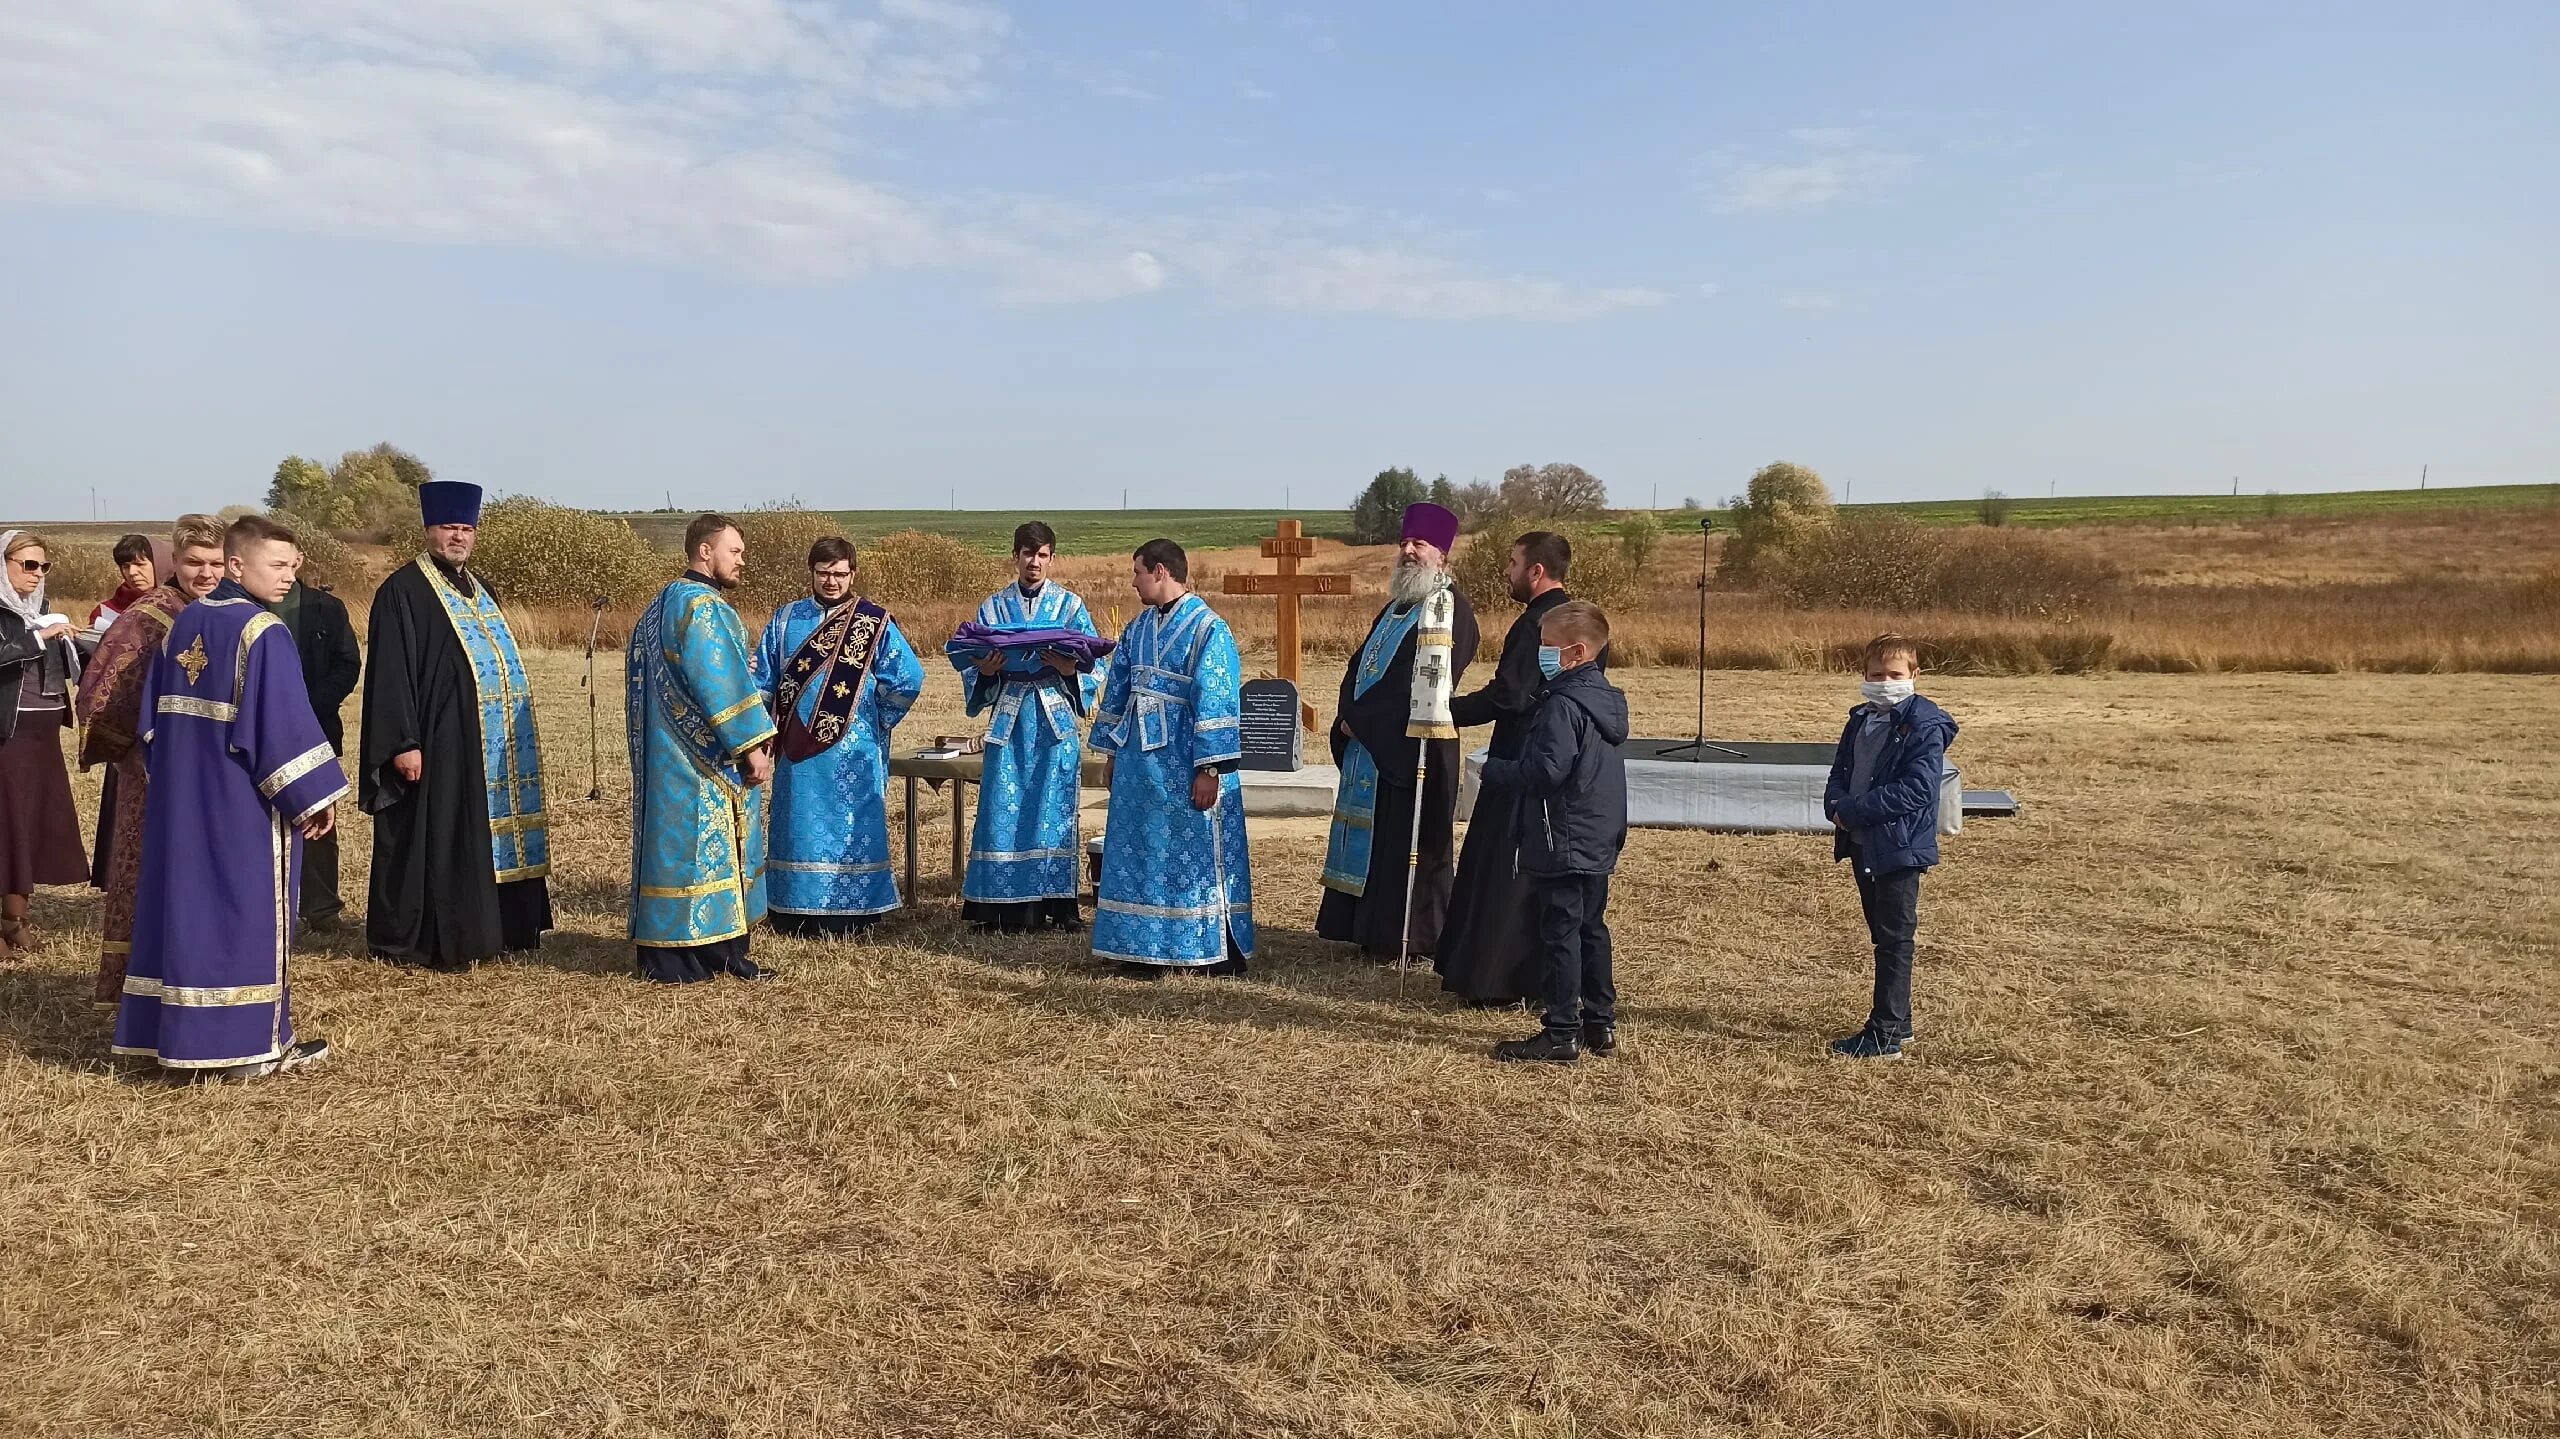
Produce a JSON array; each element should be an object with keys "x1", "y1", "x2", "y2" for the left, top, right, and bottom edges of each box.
[
  {"x1": 300, "y1": 829, "x2": 341, "y2": 923},
  {"x1": 1853, "y1": 863, "x2": 1922, "y2": 1039},
  {"x1": 1533, "y1": 873, "x2": 1616, "y2": 1036}
]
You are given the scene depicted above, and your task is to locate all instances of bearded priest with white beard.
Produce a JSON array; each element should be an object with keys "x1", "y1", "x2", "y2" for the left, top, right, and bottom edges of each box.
[{"x1": 1316, "y1": 502, "x2": 1478, "y2": 965}]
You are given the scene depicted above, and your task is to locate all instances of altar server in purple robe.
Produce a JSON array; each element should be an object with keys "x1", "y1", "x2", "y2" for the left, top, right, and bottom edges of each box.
[{"x1": 113, "y1": 515, "x2": 346, "y2": 1081}]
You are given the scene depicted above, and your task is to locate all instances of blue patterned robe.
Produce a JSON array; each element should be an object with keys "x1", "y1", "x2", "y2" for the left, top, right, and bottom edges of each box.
[
  {"x1": 113, "y1": 581, "x2": 348, "y2": 1070},
  {"x1": 954, "y1": 583, "x2": 1100, "y2": 909},
  {"x1": 626, "y1": 577, "x2": 777, "y2": 949},
  {"x1": 1088, "y1": 594, "x2": 1255, "y2": 966},
  {"x1": 752, "y1": 597, "x2": 924, "y2": 919}
]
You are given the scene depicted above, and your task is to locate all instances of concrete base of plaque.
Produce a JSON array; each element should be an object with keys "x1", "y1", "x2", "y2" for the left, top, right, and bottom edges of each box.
[{"x1": 1237, "y1": 764, "x2": 1339, "y2": 817}]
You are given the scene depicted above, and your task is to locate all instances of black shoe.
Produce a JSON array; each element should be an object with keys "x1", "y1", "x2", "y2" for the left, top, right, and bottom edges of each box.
[
  {"x1": 1829, "y1": 1028, "x2": 1905, "y2": 1061},
  {"x1": 1116, "y1": 961, "x2": 1165, "y2": 981},
  {"x1": 1581, "y1": 1023, "x2": 1618, "y2": 1058},
  {"x1": 1202, "y1": 956, "x2": 1248, "y2": 978},
  {"x1": 733, "y1": 962, "x2": 779, "y2": 982},
  {"x1": 1492, "y1": 1029, "x2": 1580, "y2": 1064}
]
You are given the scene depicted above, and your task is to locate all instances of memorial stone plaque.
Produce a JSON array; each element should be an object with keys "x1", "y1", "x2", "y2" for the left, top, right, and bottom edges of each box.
[{"x1": 1238, "y1": 679, "x2": 1304, "y2": 772}]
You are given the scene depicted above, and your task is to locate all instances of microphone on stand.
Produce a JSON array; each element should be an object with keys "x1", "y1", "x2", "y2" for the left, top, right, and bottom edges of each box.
[{"x1": 581, "y1": 596, "x2": 610, "y2": 800}]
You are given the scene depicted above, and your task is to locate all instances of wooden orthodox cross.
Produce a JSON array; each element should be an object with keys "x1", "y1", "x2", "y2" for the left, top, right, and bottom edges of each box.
[{"x1": 1222, "y1": 518, "x2": 1350, "y2": 730}]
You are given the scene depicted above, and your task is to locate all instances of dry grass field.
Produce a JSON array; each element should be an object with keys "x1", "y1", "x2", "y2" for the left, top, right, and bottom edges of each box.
[
  {"x1": 495, "y1": 501, "x2": 2560, "y2": 674},
  {"x1": 1, "y1": 649, "x2": 2553, "y2": 1437}
]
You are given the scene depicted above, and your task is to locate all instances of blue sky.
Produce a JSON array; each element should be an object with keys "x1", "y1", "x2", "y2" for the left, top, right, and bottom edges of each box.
[{"x1": 3, "y1": 1, "x2": 2553, "y2": 518}]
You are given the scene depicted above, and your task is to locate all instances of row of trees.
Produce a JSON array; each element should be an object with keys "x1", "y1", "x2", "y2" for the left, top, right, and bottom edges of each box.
[
  {"x1": 266, "y1": 442, "x2": 438, "y2": 539},
  {"x1": 1348, "y1": 462, "x2": 1610, "y2": 545}
]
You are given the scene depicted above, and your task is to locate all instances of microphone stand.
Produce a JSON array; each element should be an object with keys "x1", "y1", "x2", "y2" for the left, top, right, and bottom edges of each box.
[
  {"x1": 1657, "y1": 517, "x2": 1745, "y2": 760},
  {"x1": 581, "y1": 595, "x2": 607, "y2": 801}
]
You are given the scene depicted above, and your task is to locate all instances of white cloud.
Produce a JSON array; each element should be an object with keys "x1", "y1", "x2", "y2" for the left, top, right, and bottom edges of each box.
[
  {"x1": 1777, "y1": 290, "x2": 1843, "y2": 311},
  {"x1": 1711, "y1": 129, "x2": 1914, "y2": 213},
  {"x1": 0, "y1": 0, "x2": 1659, "y2": 319},
  {"x1": 1694, "y1": 282, "x2": 1724, "y2": 299},
  {"x1": 1238, "y1": 79, "x2": 1276, "y2": 102}
]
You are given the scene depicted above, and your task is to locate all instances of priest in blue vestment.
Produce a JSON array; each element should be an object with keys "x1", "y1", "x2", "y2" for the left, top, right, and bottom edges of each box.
[
  {"x1": 626, "y1": 515, "x2": 779, "y2": 983},
  {"x1": 750, "y1": 535, "x2": 923, "y2": 937},
  {"x1": 1318, "y1": 502, "x2": 1477, "y2": 962},
  {"x1": 113, "y1": 515, "x2": 346, "y2": 1080},
  {"x1": 953, "y1": 521, "x2": 1101, "y2": 933},
  {"x1": 1088, "y1": 539, "x2": 1254, "y2": 978}
]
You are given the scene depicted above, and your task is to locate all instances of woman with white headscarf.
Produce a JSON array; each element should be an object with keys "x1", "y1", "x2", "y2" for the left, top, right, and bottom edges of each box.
[{"x1": 0, "y1": 529, "x2": 89, "y2": 958}]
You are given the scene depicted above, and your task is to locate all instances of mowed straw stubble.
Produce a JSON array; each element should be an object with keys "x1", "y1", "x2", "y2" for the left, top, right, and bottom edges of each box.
[{"x1": 0, "y1": 654, "x2": 2552, "y2": 1437}]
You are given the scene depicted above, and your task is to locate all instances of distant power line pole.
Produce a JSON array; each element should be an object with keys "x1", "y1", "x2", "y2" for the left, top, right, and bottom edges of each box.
[
  {"x1": 2231, "y1": 477, "x2": 2240, "y2": 496},
  {"x1": 2420, "y1": 464, "x2": 2429, "y2": 490}
]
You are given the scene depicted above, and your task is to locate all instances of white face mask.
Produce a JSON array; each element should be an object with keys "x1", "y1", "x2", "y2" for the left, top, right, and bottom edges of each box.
[{"x1": 1861, "y1": 679, "x2": 1914, "y2": 711}]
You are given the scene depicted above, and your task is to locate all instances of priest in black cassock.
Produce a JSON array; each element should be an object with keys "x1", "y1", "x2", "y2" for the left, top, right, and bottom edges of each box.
[
  {"x1": 359, "y1": 481, "x2": 553, "y2": 971},
  {"x1": 1436, "y1": 530, "x2": 1575, "y2": 1005},
  {"x1": 1316, "y1": 502, "x2": 1477, "y2": 962}
]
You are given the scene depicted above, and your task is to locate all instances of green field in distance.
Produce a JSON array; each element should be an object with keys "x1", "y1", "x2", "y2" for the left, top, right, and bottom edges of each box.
[{"x1": 17, "y1": 485, "x2": 2549, "y2": 554}]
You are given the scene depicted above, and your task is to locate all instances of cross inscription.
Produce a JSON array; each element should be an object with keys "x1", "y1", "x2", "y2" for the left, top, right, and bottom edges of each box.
[{"x1": 1222, "y1": 518, "x2": 1351, "y2": 731}]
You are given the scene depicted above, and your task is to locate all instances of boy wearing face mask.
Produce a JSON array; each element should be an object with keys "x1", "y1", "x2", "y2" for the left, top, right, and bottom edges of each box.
[
  {"x1": 1484, "y1": 600, "x2": 1630, "y2": 1064},
  {"x1": 1822, "y1": 634, "x2": 1959, "y2": 1060}
]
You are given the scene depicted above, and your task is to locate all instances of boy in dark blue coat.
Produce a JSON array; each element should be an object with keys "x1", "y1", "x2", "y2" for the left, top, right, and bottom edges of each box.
[
  {"x1": 1822, "y1": 634, "x2": 1960, "y2": 1060},
  {"x1": 1484, "y1": 601, "x2": 1630, "y2": 1064}
]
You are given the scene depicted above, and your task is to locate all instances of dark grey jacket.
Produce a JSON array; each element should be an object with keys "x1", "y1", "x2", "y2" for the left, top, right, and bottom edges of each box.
[
  {"x1": 1479, "y1": 663, "x2": 1630, "y2": 877},
  {"x1": 0, "y1": 608, "x2": 76, "y2": 744}
]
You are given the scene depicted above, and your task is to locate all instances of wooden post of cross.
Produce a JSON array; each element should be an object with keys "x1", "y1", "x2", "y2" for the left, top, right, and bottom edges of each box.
[{"x1": 1222, "y1": 518, "x2": 1351, "y2": 730}]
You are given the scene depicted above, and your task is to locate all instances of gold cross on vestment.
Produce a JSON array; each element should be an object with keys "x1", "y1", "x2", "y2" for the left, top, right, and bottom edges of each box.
[
  {"x1": 174, "y1": 634, "x2": 210, "y2": 686},
  {"x1": 831, "y1": 681, "x2": 850, "y2": 698},
  {"x1": 1221, "y1": 518, "x2": 1351, "y2": 731}
]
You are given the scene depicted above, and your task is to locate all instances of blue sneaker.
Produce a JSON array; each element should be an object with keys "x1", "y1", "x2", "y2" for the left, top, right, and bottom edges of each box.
[{"x1": 1829, "y1": 1028, "x2": 1904, "y2": 1061}]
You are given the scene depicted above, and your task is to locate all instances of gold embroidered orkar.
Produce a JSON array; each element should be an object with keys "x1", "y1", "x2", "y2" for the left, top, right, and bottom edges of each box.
[{"x1": 173, "y1": 633, "x2": 209, "y2": 686}]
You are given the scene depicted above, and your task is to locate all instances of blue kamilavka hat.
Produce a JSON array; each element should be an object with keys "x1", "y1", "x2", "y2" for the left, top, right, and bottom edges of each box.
[{"x1": 418, "y1": 481, "x2": 483, "y2": 527}]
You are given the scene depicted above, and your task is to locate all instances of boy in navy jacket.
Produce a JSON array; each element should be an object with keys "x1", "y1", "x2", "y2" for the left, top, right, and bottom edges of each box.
[
  {"x1": 1823, "y1": 634, "x2": 1959, "y2": 1060},
  {"x1": 1484, "y1": 601, "x2": 1629, "y2": 1064}
]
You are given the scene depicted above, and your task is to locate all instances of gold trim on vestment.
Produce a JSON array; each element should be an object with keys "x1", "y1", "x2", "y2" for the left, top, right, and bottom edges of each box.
[
  {"x1": 710, "y1": 692, "x2": 766, "y2": 726},
  {"x1": 236, "y1": 612, "x2": 279, "y2": 708},
  {"x1": 156, "y1": 696, "x2": 237, "y2": 722},
  {"x1": 288, "y1": 782, "x2": 349, "y2": 828},
  {"x1": 121, "y1": 976, "x2": 285, "y2": 1007},
  {"x1": 258, "y1": 743, "x2": 338, "y2": 799},
  {"x1": 271, "y1": 810, "x2": 290, "y2": 1053},
  {"x1": 637, "y1": 878, "x2": 739, "y2": 899}
]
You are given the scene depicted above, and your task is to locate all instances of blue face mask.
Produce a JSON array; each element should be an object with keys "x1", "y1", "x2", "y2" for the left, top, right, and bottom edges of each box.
[{"x1": 1537, "y1": 645, "x2": 1565, "y2": 680}]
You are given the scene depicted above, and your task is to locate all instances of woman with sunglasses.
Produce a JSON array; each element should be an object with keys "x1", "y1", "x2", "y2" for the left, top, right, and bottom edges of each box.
[{"x1": 0, "y1": 530, "x2": 89, "y2": 959}]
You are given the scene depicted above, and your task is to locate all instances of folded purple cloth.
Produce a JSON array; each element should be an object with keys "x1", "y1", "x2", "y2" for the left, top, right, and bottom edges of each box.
[{"x1": 945, "y1": 622, "x2": 1116, "y2": 676}]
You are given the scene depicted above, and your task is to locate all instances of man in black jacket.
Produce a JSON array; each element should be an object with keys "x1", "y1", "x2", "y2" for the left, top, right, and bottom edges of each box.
[
  {"x1": 1436, "y1": 530, "x2": 1572, "y2": 1005},
  {"x1": 275, "y1": 551, "x2": 363, "y2": 930},
  {"x1": 1483, "y1": 600, "x2": 1629, "y2": 1065}
]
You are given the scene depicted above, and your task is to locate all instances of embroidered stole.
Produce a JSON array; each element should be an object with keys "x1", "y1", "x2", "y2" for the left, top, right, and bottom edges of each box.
[
  {"x1": 416, "y1": 557, "x2": 548, "y2": 882},
  {"x1": 776, "y1": 597, "x2": 889, "y2": 763},
  {"x1": 1321, "y1": 601, "x2": 1429, "y2": 897}
]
